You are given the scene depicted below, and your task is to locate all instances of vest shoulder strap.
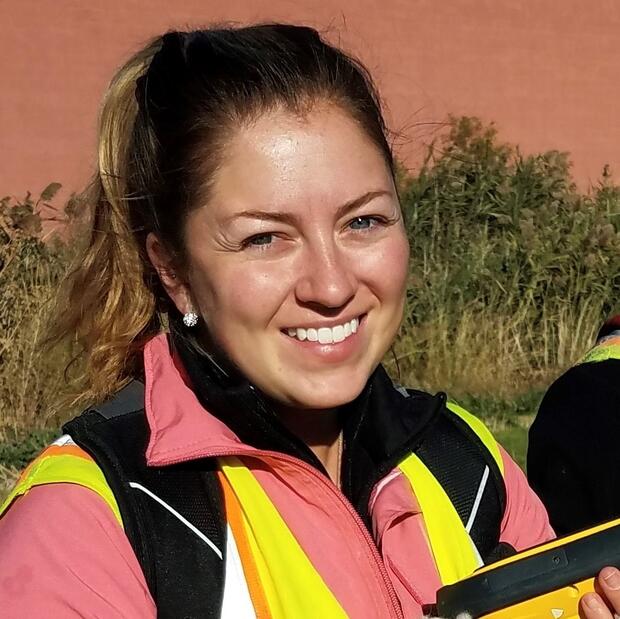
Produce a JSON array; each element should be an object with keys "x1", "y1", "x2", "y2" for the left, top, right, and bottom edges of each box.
[
  {"x1": 0, "y1": 437, "x2": 122, "y2": 525},
  {"x1": 411, "y1": 400, "x2": 507, "y2": 568},
  {"x1": 0, "y1": 378, "x2": 145, "y2": 518},
  {"x1": 445, "y1": 401, "x2": 504, "y2": 474},
  {"x1": 91, "y1": 379, "x2": 145, "y2": 419}
]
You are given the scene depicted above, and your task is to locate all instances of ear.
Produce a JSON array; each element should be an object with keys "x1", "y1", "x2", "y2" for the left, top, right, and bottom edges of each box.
[{"x1": 146, "y1": 232, "x2": 194, "y2": 315}]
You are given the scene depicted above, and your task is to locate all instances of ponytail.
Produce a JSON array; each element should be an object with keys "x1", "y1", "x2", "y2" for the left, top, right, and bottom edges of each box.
[{"x1": 49, "y1": 39, "x2": 163, "y2": 406}]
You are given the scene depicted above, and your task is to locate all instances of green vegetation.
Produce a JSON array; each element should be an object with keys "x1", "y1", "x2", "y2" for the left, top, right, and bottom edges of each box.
[
  {"x1": 389, "y1": 117, "x2": 620, "y2": 398},
  {"x1": 0, "y1": 184, "x2": 80, "y2": 494},
  {"x1": 1, "y1": 117, "x2": 619, "y2": 495}
]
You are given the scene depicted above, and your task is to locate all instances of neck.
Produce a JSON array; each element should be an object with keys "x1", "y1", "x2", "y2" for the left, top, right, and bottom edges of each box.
[{"x1": 275, "y1": 405, "x2": 343, "y2": 485}]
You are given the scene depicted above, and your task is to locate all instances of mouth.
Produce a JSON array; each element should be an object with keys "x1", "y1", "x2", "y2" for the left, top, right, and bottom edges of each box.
[{"x1": 282, "y1": 314, "x2": 365, "y2": 345}]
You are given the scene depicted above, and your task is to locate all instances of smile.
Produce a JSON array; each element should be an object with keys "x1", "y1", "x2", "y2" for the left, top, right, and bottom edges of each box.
[{"x1": 285, "y1": 317, "x2": 360, "y2": 344}]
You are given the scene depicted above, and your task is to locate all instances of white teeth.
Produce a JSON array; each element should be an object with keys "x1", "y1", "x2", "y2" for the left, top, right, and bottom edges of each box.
[
  {"x1": 317, "y1": 328, "x2": 333, "y2": 344},
  {"x1": 332, "y1": 325, "x2": 345, "y2": 343},
  {"x1": 286, "y1": 317, "x2": 361, "y2": 343},
  {"x1": 296, "y1": 328, "x2": 307, "y2": 341}
]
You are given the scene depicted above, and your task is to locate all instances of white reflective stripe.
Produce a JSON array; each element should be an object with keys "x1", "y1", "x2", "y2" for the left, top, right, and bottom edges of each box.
[
  {"x1": 52, "y1": 434, "x2": 75, "y2": 446},
  {"x1": 128, "y1": 481, "x2": 223, "y2": 560},
  {"x1": 469, "y1": 535, "x2": 484, "y2": 569},
  {"x1": 465, "y1": 465, "x2": 489, "y2": 534},
  {"x1": 369, "y1": 468, "x2": 401, "y2": 512},
  {"x1": 221, "y1": 524, "x2": 256, "y2": 618}
]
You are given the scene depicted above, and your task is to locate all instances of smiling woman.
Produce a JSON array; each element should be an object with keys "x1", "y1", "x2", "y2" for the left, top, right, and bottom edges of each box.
[
  {"x1": 0, "y1": 23, "x2": 610, "y2": 619},
  {"x1": 152, "y1": 105, "x2": 409, "y2": 414}
]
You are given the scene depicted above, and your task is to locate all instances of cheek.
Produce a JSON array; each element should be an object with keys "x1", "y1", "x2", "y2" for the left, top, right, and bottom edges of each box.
[
  {"x1": 359, "y1": 234, "x2": 410, "y2": 302},
  {"x1": 195, "y1": 262, "x2": 293, "y2": 330}
]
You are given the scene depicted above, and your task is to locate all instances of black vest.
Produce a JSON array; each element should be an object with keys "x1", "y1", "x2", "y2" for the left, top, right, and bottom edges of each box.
[{"x1": 63, "y1": 376, "x2": 508, "y2": 618}]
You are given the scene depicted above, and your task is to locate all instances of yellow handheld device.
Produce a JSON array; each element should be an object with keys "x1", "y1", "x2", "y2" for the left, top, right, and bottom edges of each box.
[{"x1": 436, "y1": 518, "x2": 620, "y2": 618}]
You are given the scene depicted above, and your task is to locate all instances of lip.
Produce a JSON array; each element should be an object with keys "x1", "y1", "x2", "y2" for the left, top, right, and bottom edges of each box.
[
  {"x1": 280, "y1": 315, "x2": 366, "y2": 363},
  {"x1": 280, "y1": 313, "x2": 366, "y2": 332}
]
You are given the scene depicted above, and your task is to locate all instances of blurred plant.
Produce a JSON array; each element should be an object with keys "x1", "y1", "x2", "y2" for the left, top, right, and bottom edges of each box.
[
  {"x1": 391, "y1": 116, "x2": 620, "y2": 397},
  {"x1": 0, "y1": 184, "x2": 83, "y2": 437}
]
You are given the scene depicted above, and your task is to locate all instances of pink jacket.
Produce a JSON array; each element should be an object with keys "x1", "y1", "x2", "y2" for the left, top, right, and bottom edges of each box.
[{"x1": 0, "y1": 335, "x2": 554, "y2": 617}]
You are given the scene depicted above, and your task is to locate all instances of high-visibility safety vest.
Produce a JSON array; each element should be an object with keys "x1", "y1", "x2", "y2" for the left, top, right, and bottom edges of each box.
[{"x1": 1, "y1": 386, "x2": 506, "y2": 618}]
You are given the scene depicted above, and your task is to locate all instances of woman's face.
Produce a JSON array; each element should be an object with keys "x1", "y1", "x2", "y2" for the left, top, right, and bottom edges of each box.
[{"x1": 168, "y1": 105, "x2": 409, "y2": 409}]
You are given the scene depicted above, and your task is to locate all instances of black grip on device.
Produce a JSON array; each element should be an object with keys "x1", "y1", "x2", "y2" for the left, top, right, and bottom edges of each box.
[{"x1": 436, "y1": 523, "x2": 620, "y2": 618}]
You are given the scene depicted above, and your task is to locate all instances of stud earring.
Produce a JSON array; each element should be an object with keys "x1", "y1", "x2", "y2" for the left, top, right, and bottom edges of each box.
[{"x1": 182, "y1": 311, "x2": 199, "y2": 328}]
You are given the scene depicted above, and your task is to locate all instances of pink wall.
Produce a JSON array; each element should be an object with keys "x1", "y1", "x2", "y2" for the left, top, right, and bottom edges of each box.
[{"x1": 2, "y1": 0, "x2": 620, "y2": 199}]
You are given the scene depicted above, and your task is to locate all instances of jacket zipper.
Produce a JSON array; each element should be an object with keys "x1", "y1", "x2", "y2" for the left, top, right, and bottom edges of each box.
[{"x1": 156, "y1": 447, "x2": 404, "y2": 619}]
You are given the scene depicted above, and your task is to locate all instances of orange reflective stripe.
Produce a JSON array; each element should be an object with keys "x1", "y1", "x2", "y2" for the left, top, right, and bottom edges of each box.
[
  {"x1": 219, "y1": 471, "x2": 272, "y2": 619},
  {"x1": 40, "y1": 445, "x2": 94, "y2": 460}
]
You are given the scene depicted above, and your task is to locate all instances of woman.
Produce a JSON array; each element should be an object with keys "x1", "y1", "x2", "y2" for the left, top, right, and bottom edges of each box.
[{"x1": 0, "y1": 24, "x2": 616, "y2": 618}]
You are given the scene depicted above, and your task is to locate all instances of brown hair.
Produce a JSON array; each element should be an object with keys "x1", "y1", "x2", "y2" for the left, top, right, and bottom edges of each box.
[{"x1": 51, "y1": 25, "x2": 395, "y2": 405}]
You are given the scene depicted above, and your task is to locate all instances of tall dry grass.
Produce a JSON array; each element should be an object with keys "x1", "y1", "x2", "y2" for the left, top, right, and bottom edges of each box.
[
  {"x1": 0, "y1": 185, "x2": 79, "y2": 436},
  {"x1": 389, "y1": 301, "x2": 605, "y2": 398},
  {"x1": 0, "y1": 185, "x2": 84, "y2": 493}
]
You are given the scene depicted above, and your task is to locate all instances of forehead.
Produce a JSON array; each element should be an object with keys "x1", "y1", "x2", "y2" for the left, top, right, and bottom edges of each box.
[{"x1": 207, "y1": 105, "x2": 393, "y2": 219}]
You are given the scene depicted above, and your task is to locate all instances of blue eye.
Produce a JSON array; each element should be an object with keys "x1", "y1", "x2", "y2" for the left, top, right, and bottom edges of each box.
[{"x1": 349, "y1": 216, "x2": 376, "y2": 230}]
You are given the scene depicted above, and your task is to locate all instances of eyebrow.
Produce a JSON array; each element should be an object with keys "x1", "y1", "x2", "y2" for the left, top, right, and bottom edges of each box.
[{"x1": 226, "y1": 190, "x2": 392, "y2": 226}]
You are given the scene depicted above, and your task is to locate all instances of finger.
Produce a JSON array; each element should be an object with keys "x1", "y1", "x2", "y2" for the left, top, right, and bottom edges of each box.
[
  {"x1": 598, "y1": 567, "x2": 620, "y2": 615},
  {"x1": 580, "y1": 592, "x2": 614, "y2": 619}
]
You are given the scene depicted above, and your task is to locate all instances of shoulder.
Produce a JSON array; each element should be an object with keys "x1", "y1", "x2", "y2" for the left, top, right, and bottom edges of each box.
[
  {"x1": 0, "y1": 483, "x2": 155, "y2": 617},
  {"x1": 1, "y1": 435, "x2": 122, "y2": 527},
  {"x1": 580, "y1": 333, "x2": 620, "y2": 364},
  {"x1": 532, "y1": 353, "x2": 620, "y2": 446}
]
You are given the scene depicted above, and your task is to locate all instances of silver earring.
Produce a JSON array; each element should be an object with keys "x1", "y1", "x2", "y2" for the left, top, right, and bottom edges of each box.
[{"x1": 182, "y1": 311, "x2": 199, "y2": 328}]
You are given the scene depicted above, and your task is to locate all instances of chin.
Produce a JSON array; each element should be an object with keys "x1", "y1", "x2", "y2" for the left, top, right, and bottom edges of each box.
[{"x1": 290, "y1": 377, "x2": 369, "y2": 410}]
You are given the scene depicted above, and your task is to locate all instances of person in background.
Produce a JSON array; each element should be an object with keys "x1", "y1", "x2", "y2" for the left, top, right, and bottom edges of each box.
[
  {"x1": 0, "y1": 23, "x2": 615, "y2": 619},
  {"x1": 529, "y1": 315, "x2": 620, "y2": 536}
]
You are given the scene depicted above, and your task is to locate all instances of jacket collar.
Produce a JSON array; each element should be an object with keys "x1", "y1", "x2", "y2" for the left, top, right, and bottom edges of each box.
[
  {"x1": 143, "y1": 333, "x2": 249, "y2": 465},
  {"x1": 143, "y1": 331, "x2": 445, "y2": 518}
]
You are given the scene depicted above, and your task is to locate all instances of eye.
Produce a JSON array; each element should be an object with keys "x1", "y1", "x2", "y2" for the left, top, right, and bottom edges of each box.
[
  {"x1": 348, "y1": 216, "x2": 381, "y2": 230},
  {"x1": 244, "y1": 232, "x2": 274, "y2": 247}
]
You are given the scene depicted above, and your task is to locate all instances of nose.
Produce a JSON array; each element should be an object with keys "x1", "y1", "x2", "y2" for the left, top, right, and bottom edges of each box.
[{"x1": 295, "y1": 240, "x2": 357, "y2": 310}]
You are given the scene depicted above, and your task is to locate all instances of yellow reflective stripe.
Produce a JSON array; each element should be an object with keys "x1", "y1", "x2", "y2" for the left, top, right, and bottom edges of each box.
[
  {"x1": 0, "y1": 450, "x2": 123, "y2": 528},
  {"x1": 219, "y1": 456, "x2": 347, "y2": 619},
  {"x1": 580, "y1": 340, "x2": 620, "y2": 364},
  {"x1": 398, "y1": 404, "x2": 505, "y2": 585},
  {"x1": 398, "y1": 452, "x2": 481, "y2": 586},
  {"x1": 446, "y1": 401, "x2": 504, "y2": 475}
]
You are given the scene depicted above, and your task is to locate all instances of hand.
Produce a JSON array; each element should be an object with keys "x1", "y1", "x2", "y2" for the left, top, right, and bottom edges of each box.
[{"x1": 580, "y1": 567, "x2": 620, "y2": 618}]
